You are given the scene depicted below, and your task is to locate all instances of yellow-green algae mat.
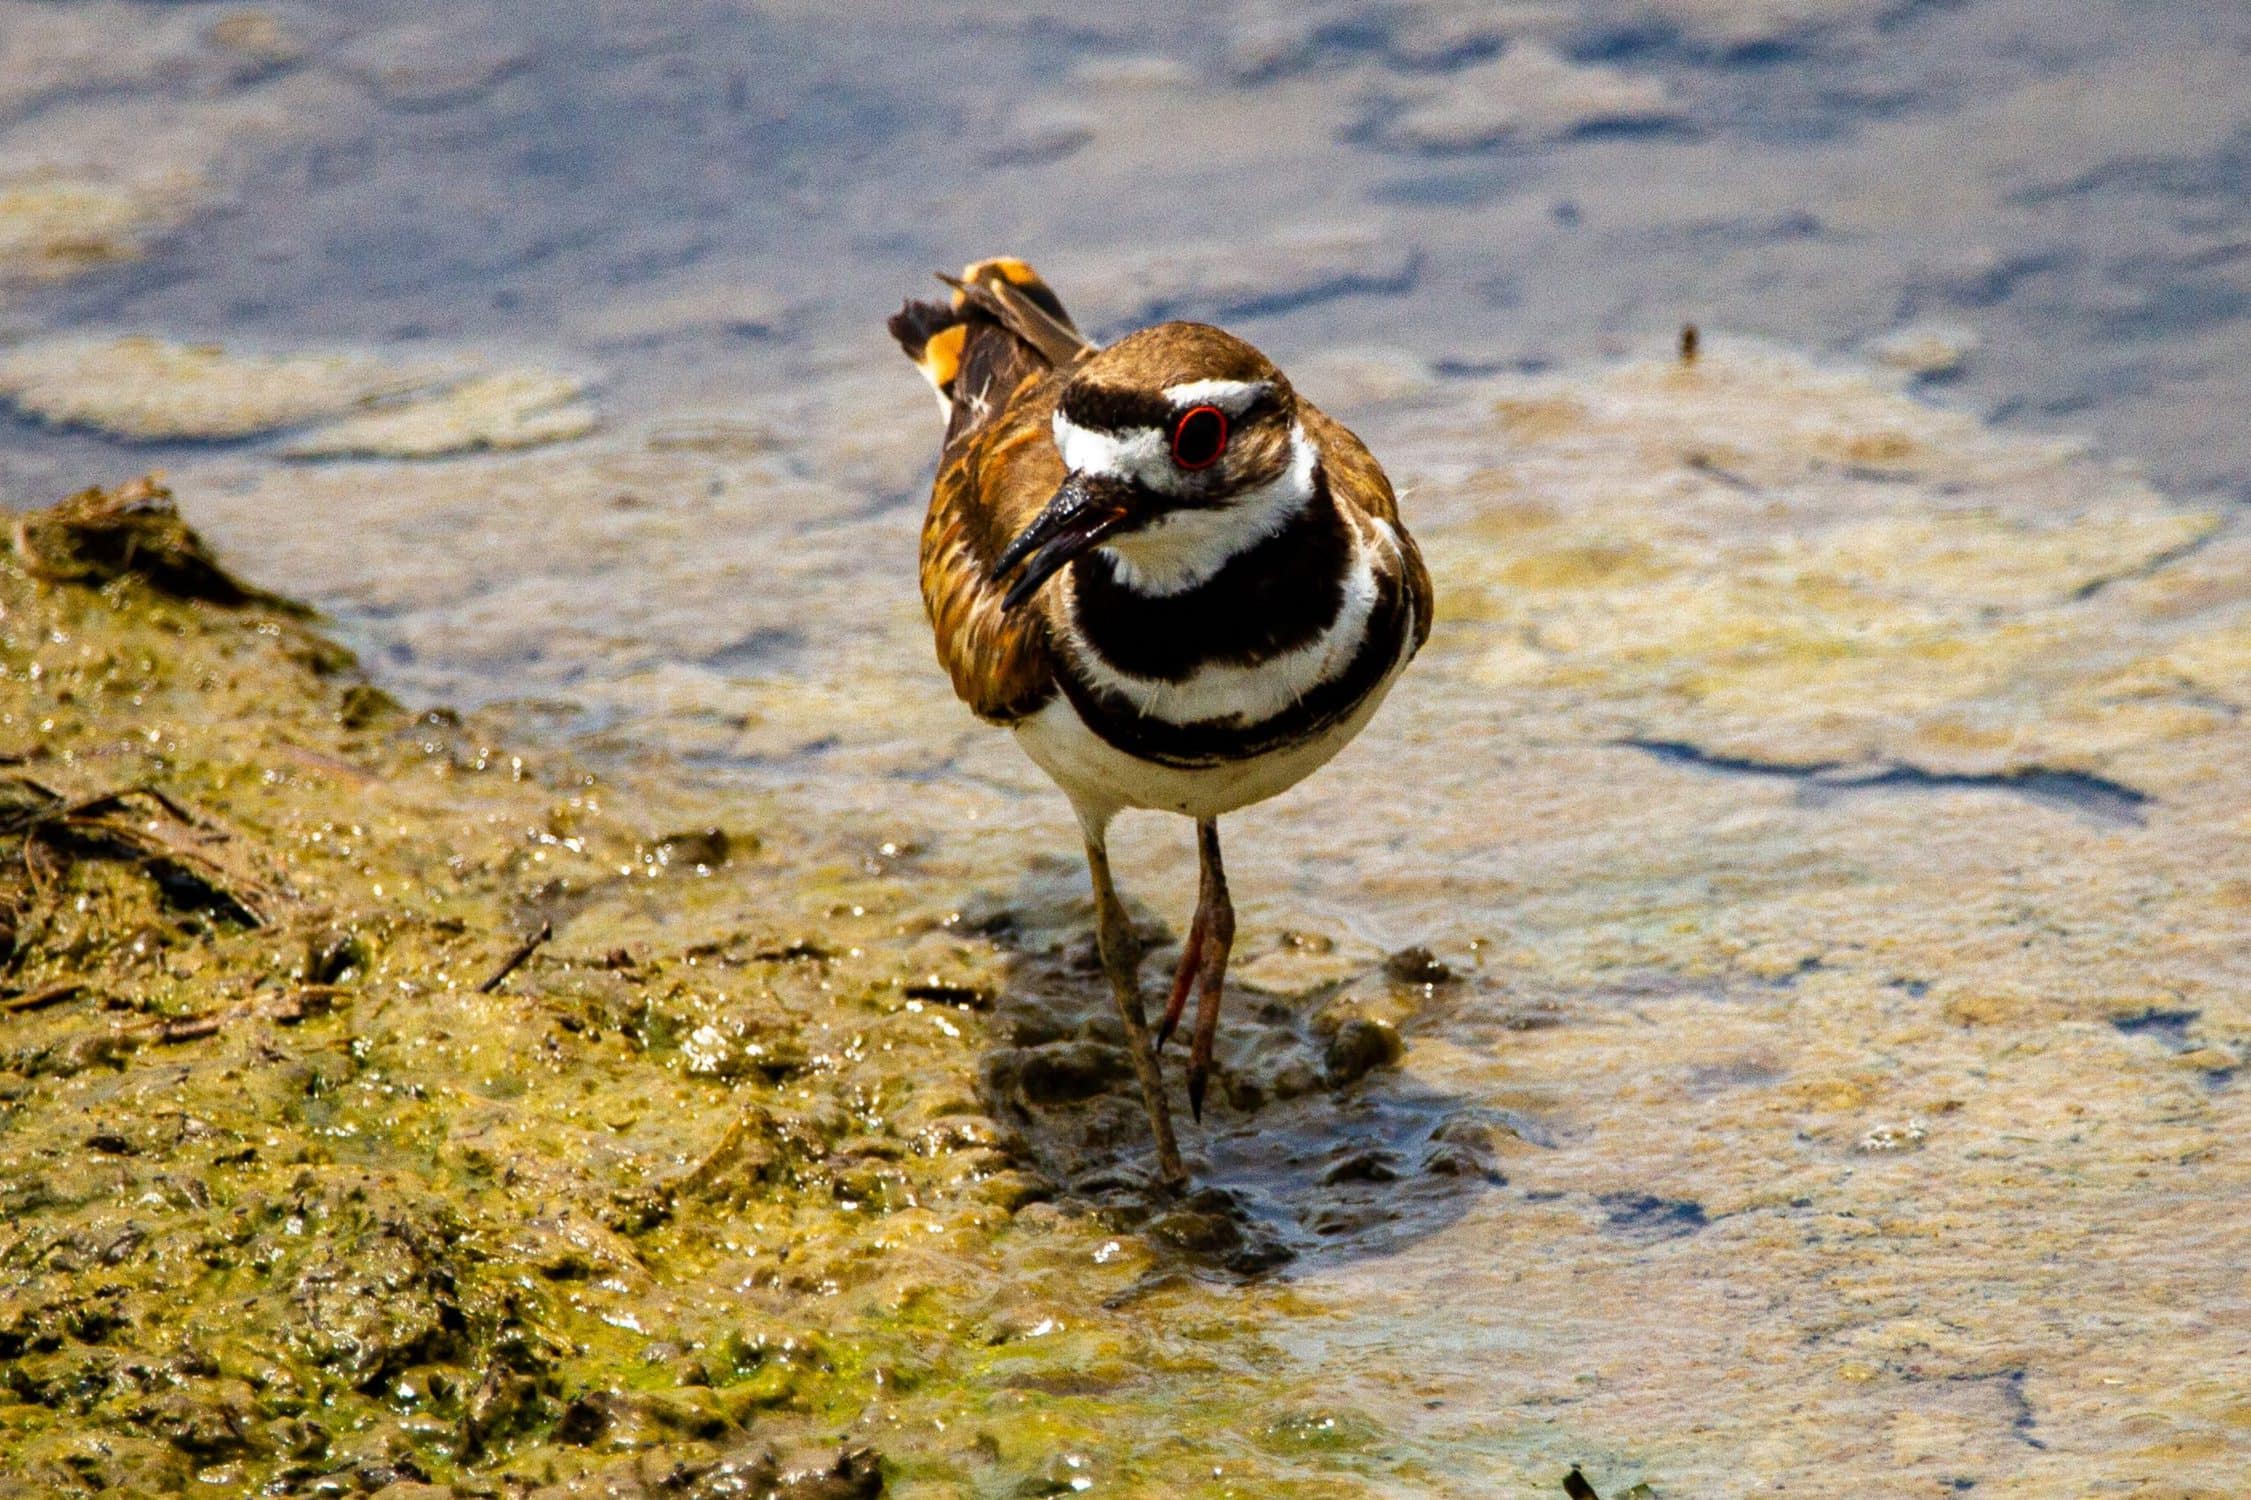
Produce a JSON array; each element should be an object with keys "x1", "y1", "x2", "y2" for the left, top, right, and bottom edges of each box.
[{"x1": 0, "y1": 485, "x2": 1390, "y2": 1497}]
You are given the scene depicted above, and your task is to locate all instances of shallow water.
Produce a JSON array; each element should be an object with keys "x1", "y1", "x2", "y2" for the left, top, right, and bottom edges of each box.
[{"x1": 3, "y1": 1, "x2": 2249, "y2": 1493}]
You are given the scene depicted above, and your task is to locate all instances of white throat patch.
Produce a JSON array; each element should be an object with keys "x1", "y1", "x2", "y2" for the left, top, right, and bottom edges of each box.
[{"x1": 1068, "y1": 421, "x2": 1320, "y2": 595}]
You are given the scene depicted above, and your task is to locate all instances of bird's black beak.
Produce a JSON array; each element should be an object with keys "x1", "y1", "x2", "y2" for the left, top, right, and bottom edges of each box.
[{"x1": 993, "y1": 472, "x2": 1135, "y2": 610}]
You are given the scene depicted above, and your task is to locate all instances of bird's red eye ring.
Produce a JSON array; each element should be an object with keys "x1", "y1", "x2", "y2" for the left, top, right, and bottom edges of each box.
[{"x1": 1170, "y1": 405, "x2": 1228, "y2": 470}]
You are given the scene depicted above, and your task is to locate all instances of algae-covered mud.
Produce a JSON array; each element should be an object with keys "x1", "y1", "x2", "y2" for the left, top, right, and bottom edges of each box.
[
  {"x1": 4, "y1": 0, "x2": 2251, "y2": 1496},
  {"x1": 3, "y1": 485, "x2": 1444, "y2": 1496}
]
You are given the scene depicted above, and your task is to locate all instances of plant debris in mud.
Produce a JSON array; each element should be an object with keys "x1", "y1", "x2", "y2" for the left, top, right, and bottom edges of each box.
[{"x1": 2, "y1": 775, "x2": 272, "y2": 935}]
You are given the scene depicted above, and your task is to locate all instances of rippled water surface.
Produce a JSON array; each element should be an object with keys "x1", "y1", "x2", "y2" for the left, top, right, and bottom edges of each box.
[{"x1": 3, "y1": 1, "x2": 2249, "y2": 1493}]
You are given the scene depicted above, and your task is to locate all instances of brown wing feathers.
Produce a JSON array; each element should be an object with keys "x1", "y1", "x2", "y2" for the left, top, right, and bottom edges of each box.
[
  {"x1": 888, "y1": 256, "x2": 1089, "y2": 439},
  {"x1": 896, "y1": 258, "x2": 1085, "y2": 723},
  {"x1": 936, "y1": 270, "x2": 1092, "y2": 371}
]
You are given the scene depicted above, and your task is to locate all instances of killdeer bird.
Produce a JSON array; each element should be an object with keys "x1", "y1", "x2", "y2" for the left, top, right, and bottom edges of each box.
[{"x1": 890, "y1": 258, "x2": 1431, "y2": 1187}]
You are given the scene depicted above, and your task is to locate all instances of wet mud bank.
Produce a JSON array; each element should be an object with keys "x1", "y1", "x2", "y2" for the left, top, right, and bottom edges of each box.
[{"x1": 0, "y1": 483, "x2": 1488, "y2": 1498}]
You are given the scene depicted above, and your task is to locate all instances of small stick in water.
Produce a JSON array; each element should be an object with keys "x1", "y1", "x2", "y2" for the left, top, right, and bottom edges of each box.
[
  {"x1": 478, "y1": 919, "x2": 553, "y2": 994},
  {"x1": 155, "y1": 1014, "x2": 224, "y2": 1045}
]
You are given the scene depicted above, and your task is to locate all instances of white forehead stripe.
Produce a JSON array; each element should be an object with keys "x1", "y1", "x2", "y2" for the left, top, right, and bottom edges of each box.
[{"x1": 1160, "y1": 378, "x2": 1270, "y2": 414}]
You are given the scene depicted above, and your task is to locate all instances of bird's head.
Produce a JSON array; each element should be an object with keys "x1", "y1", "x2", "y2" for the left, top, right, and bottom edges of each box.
[{"x1": 995, "y1": 322, "x2": 1316, "y2": 608}]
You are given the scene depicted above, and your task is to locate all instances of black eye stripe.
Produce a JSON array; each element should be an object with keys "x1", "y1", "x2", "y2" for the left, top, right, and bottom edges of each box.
[
  {"x1": 1061, "y1": 387, "x2": 1172, "y2": 431},
  {"x1": 1061, "y1": 386, "x2": 1282, "y2": 434}
]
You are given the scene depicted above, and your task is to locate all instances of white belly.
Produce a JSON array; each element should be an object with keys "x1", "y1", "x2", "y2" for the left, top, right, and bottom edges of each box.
[{"x1": 1011, "y1": 660, "x2": 1406, "y2": 827}]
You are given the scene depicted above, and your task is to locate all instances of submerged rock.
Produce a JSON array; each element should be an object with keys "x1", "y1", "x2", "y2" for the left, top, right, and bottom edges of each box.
[
  {"x1": 0, "y1": 182, "x2": 154, "y2": 284},
  {"x1": 0, "y1": 335, "x2": 430, "y2": 440},
  {"x1": 0, "y1": 334, "x2": 595, "y2": 457},
  {"x1": 284, "y1": 368, "x2": 599, "y2": 459},
  {"x1": 1323, "y1": 1016, "x2": 1407, "y2": 1087}
]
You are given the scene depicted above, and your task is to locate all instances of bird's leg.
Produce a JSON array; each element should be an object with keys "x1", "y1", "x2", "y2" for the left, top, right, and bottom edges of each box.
[
  {"x1": 1184, "y1": 818, "x2": 1235, "y2": 1122},
  {"x1": 1155, "y1": 884, "x2": 1209, "y2": 1056},
  {"x1": 1084, "y1": 831, "x2": 1187, "y2": 1188}
]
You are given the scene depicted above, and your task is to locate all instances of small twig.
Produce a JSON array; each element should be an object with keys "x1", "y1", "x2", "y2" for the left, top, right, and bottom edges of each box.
[
  {"x1": 1683, "y1": 452, "x2": 1760, "y2": 492},
  {"x1": 109, "y1": 984, "x2": 348, "y2": 1046},
  {"x1": 125, "y1": 784, "x2": 218, "y2": 833},
  {"x1": 21, "y1": 832, "x2": 60, "y2": 906},
  {"x1": 1, "y1": 979, "x2": 83, "y2": 1014},
  {"x1": 0, "y1": 775, "x2": 65, "y2": 837},
  {"x1": 58, "y1": 784, "x2": 222, "y2": 835},
  {"x1": 153, "y1": 1014, "x2": 223, "y2": 1045},
  {"x1": 478, "y1": 919, "x2": 553, "y2": 994},
  {"x1": 6, "y1": 779, "x2": 267, "y2": 926},
  {"x1": 146, "y1": 785, "x2": 223, "y2": 833},
  {"x1": 10, "y1": 512, "x2": 77, "y2": 582},
  {"x1": 270, "y1": 984, "x2": 348, "y2": 1025}
]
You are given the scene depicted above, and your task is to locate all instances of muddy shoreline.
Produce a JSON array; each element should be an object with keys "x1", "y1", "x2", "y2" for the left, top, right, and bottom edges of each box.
[
  {"x1": 6, "y1": 323, "x2": 2250, "y2": 1495},
  {"x1": 7, "y1": 3, "x2": 2251, "y2": 1492}
]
